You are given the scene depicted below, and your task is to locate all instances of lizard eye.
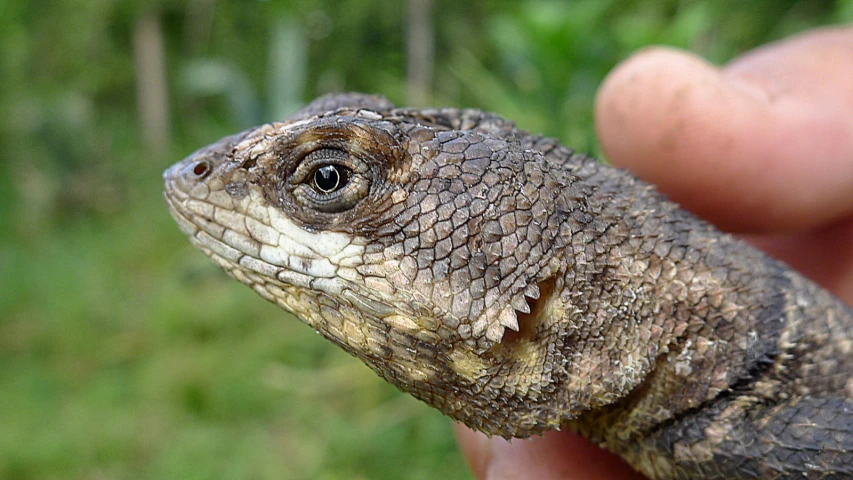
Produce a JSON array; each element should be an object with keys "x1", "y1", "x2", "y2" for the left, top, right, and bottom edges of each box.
[
  {"x1": 312, "y1": 164, "x2": 350, "y2": 194},
  {"x1": 289, "y1": 147, "x2": 370, "y2": 213}
]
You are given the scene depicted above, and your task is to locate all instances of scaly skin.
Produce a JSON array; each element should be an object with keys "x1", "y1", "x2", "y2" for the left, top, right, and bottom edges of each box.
[{"x1": 163, "y1": 93, "x2": 853, "y2": 479}]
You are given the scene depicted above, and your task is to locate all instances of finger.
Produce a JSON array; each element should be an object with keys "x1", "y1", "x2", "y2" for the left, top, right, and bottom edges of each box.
[
  {"x1": 594, "y1": 27, "x2": 853, "y2": 233},
  {"x1": 455, "y1": 425, "x2": 645, "y2": 480}
]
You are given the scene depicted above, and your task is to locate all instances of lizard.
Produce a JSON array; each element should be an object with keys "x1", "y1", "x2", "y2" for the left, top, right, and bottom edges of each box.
[{"x1": 163, "y1": 92, "x2": 853, "y2": 479}]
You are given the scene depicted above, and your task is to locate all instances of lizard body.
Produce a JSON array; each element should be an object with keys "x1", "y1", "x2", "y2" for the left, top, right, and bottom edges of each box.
[{"x1": 163, "y1": 93, "x2": 853, "y2": 479}]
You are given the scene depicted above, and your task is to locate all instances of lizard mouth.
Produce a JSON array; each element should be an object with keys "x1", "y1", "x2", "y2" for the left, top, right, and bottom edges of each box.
[
  {"x1": 163, "y1": 165, "x2": 202, "y2": 239},
  {"x1": 163, "y1": 140, "x2": 375, "y2": 301}
]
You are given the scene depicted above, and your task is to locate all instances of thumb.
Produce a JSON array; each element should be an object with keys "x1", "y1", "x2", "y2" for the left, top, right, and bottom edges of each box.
[{"x1": 594, "y1": 27, "x2": 853, "y2": 233}]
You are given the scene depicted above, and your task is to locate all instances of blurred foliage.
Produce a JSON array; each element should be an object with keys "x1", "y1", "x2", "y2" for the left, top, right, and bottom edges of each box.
[{"x1": 0, "y1": 1, "x2": 845, "y2": 479}]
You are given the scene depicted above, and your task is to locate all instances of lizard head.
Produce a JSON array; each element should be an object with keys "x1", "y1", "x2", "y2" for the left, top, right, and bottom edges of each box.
[{"x1": 164, "y1": 94, "x2": 581, "y2": 437}]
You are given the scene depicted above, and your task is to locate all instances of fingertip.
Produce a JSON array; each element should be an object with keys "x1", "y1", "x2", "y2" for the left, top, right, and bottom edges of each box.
[
  {"x1": 595, "y1": 46, "x2": 768, "y2": 231},
  {"x1": 595, "y1": 42, "x2": 853, "y2": 232},
  {"x1": 594, "y1": 46, "x2": 727, "y2": 174},
  {"x1": 595, "y1": 46, "x2": 722, "y2": 156}
]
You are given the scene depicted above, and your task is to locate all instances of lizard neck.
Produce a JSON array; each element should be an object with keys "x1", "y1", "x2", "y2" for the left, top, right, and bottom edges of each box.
[{"x1": 553, "y1": 165, "x2": 790, "y2": 448}]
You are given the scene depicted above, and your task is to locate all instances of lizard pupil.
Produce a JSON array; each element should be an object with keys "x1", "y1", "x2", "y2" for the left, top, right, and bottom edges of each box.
[{"x1": 313, "y1": 164, "x2": 347, "y2": 193}]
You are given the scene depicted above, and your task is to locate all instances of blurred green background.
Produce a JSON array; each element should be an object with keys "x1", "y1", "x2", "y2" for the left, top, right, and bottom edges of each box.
[{"x1": 0, "y1": 1, "x2": 848, "y2": 479}]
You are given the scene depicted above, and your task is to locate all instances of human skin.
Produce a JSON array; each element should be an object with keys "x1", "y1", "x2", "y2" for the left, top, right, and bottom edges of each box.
[{"x1": 456, "y1": 26, "x2": 853, "y2": 480}]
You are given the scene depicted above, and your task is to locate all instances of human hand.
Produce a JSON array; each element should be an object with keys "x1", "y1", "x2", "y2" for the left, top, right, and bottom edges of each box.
[{"x1": 456, "y1": 26, "x2": 853, "y2": 480}]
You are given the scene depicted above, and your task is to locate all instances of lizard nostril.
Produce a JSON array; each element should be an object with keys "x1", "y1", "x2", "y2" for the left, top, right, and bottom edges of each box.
[{"x1": 191, "y1": 161, "x2": 211, "y2": 178}]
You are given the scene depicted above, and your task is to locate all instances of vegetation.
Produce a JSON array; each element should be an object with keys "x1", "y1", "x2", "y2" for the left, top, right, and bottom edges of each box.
[{"x1": 0, "y1": 1, "x2": 847, "y2": 478}]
